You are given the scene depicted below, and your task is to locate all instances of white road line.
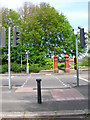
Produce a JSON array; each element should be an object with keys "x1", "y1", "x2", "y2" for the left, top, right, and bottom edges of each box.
[
  {"x1": 74, "y1": 76, "x2": 89, "y2": 82},
  {"x1": 52, "y1": 75, "x2": 68, "y2": 87},
  {"x1": 21, "y1": 76, "x2": 30, "y2": 88}
]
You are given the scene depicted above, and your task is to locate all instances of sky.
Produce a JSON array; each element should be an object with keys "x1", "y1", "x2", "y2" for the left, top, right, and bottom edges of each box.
[{"x1": 0, "y1": 0, "x2": 89, "y2": 31}]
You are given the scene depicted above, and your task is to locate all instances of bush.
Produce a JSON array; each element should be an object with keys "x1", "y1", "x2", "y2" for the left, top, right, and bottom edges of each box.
[
  {"x1": 79, "y1": 56, "x2": 89, "y2": 67},
  {"x1": 0, "y1": 64, "x2": 8, "y2": 73},
  {"x1": 79, "y1": 60, "x2": 88, "y2": 66},
  {"x1": 11, "y1": 62, "x2": 22, "y2": 73},
  {"x1": 29, "y1": 64, "x2": 40, "y2": 73},
  {"x1": 79, "y1": 66, "x2": 86, "y2": 69},
  {"x1": 58, "y1": 63, "x2": 65, "y2": 69},
  {"x1": 21, "y1": 64, "x2": 26, "y2": 71}
]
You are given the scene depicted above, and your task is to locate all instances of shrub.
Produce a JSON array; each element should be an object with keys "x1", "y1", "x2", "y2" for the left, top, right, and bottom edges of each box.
[
  {"x1": 58, "y1": 63, "x2": 65, "y2": 69},
  {"x1": 0, "y1": 64, "x2": 8, "y2": 73},
  {"x1": 79, "y1": 56, "x2": 89, "y2": 67},
  {"x1": 79, "y1": 60, "x2": 88, "y2": 66},
  {"x1": 11, "y1": 62, "x2": 22, "y2": 73},
  {"x1": 29, "y1": 64, "x2": 40, "y2": 73},
  {"x1": 21, "y1": 64, "x2": 26, "y2": 71}
]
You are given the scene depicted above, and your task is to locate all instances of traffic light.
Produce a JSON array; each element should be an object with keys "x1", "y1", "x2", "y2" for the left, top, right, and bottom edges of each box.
[
  {"x1": 80, "y1": 28, "x2": 85, "y2": 48},
  {"x1": 1, "y1": 27, "x2": 6, "y2": 48},
  {"x1": 78, "y1": 27, "x2": 86, "y2": 48},
  {"x1": 13, "y1": 26, "x2": 20, "y2": 48}
]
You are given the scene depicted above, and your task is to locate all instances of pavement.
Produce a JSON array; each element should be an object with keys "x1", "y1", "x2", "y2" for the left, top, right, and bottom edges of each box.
[{"x1": 0, "y1": 69, "x2": 89, "y2": 119}]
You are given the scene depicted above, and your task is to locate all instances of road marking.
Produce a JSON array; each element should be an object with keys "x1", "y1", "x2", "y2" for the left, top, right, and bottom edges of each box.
[
  {"x1": 74, "y1": 76, "x2": 89, "y2": 82},
  {"x1": 52, "y1": 75, "x2": 68, "y2": 87},
  {"x1": 21, "y1": 76, "x2": 30, "y2": 88}
]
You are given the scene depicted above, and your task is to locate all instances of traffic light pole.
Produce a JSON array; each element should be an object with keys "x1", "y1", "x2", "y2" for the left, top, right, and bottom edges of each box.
[
  {"x1": 76, "y1": 34, "x2": 79, "y2": 87},
  {"x1": 8, "y1": 27, "x2": 11, "y2": 89}
]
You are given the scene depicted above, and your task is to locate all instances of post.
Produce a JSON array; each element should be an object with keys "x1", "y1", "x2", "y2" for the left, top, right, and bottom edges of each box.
[
  {"x1": 76, "y1": 35, "x2": 79, "y2": 87},
  {"x1": 36, "y1": 79, "x2": 42, "y2": 104},
  {"x1": 54, "y1": 55, "x2": 59, "y2": 73},
  {"x1": 27, "y1": 52, "x2": 29, "y2": 74},
  {"x1": 8, "y1": 27, "x2": 11, "y2": 89},
  {"x1": 65, "y1": 55, "x2": 70, "y2": 72},
  {"x1": 21, "y1": 53, "x2": 22, "y2": 68}
]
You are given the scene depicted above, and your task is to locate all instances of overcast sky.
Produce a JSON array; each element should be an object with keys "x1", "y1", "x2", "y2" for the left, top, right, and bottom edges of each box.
[{"x1": 0, "y1": 0, "x2": 89, "y2": 30}]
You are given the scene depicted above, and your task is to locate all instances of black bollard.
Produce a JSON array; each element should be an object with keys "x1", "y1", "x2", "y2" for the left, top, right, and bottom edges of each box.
[{"x1": 36, "y1": 79, "x2": 42, "y2": 104}]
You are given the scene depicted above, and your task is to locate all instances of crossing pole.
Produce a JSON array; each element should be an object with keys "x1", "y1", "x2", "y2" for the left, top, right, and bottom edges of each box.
[
  {"x1": 8, "y1": 27, "x2": 11, "y2": 89},
  {"x1": 76, "y1": 34, "x2": 79, "y2": 87}
]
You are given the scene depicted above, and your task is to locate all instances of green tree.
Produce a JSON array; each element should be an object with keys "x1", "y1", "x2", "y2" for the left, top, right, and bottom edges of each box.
[
  {"x1": 19, "y1": 2, "x2": 86, "y2": 58},
  {"x1": 1, "y1": 2, "x2": 87, "y2": 67}
]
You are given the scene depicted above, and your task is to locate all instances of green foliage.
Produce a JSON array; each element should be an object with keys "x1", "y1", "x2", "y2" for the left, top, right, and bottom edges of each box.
[
  {"x1": 79, "y1": 56, "x2": 88, "y2": 66},
  {"x1": 29, "y1": 64, "x2": 40, "y2": 73},
  {"x1": 0, "y1": 64, "x2": 8, "y2": 73},
  {"x1": 11, "y1": 62, "x2": 21, "y2": 73},
  {"x1": 0, "y1": 61, "x2": 53, "y2": 73},
  {"x1": 58, "y1": 63, "x2": 65, "y2": 69},
  {"x1": 1, "y1": 2, "x2": 87, "y2": 70}
]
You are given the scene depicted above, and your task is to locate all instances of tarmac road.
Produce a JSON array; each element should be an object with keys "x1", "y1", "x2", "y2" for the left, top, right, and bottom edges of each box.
[
  {"x1": 1, "y1": 73, "x2": 88, "y2": 88},
  {"x1": 0, "y1": 73, "x2": 89, "y2": 118}
]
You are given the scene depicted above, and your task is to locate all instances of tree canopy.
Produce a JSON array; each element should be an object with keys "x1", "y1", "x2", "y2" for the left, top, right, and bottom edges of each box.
[{"x1": 1, "y1": 2, "x2": 87, "y2": 65}]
